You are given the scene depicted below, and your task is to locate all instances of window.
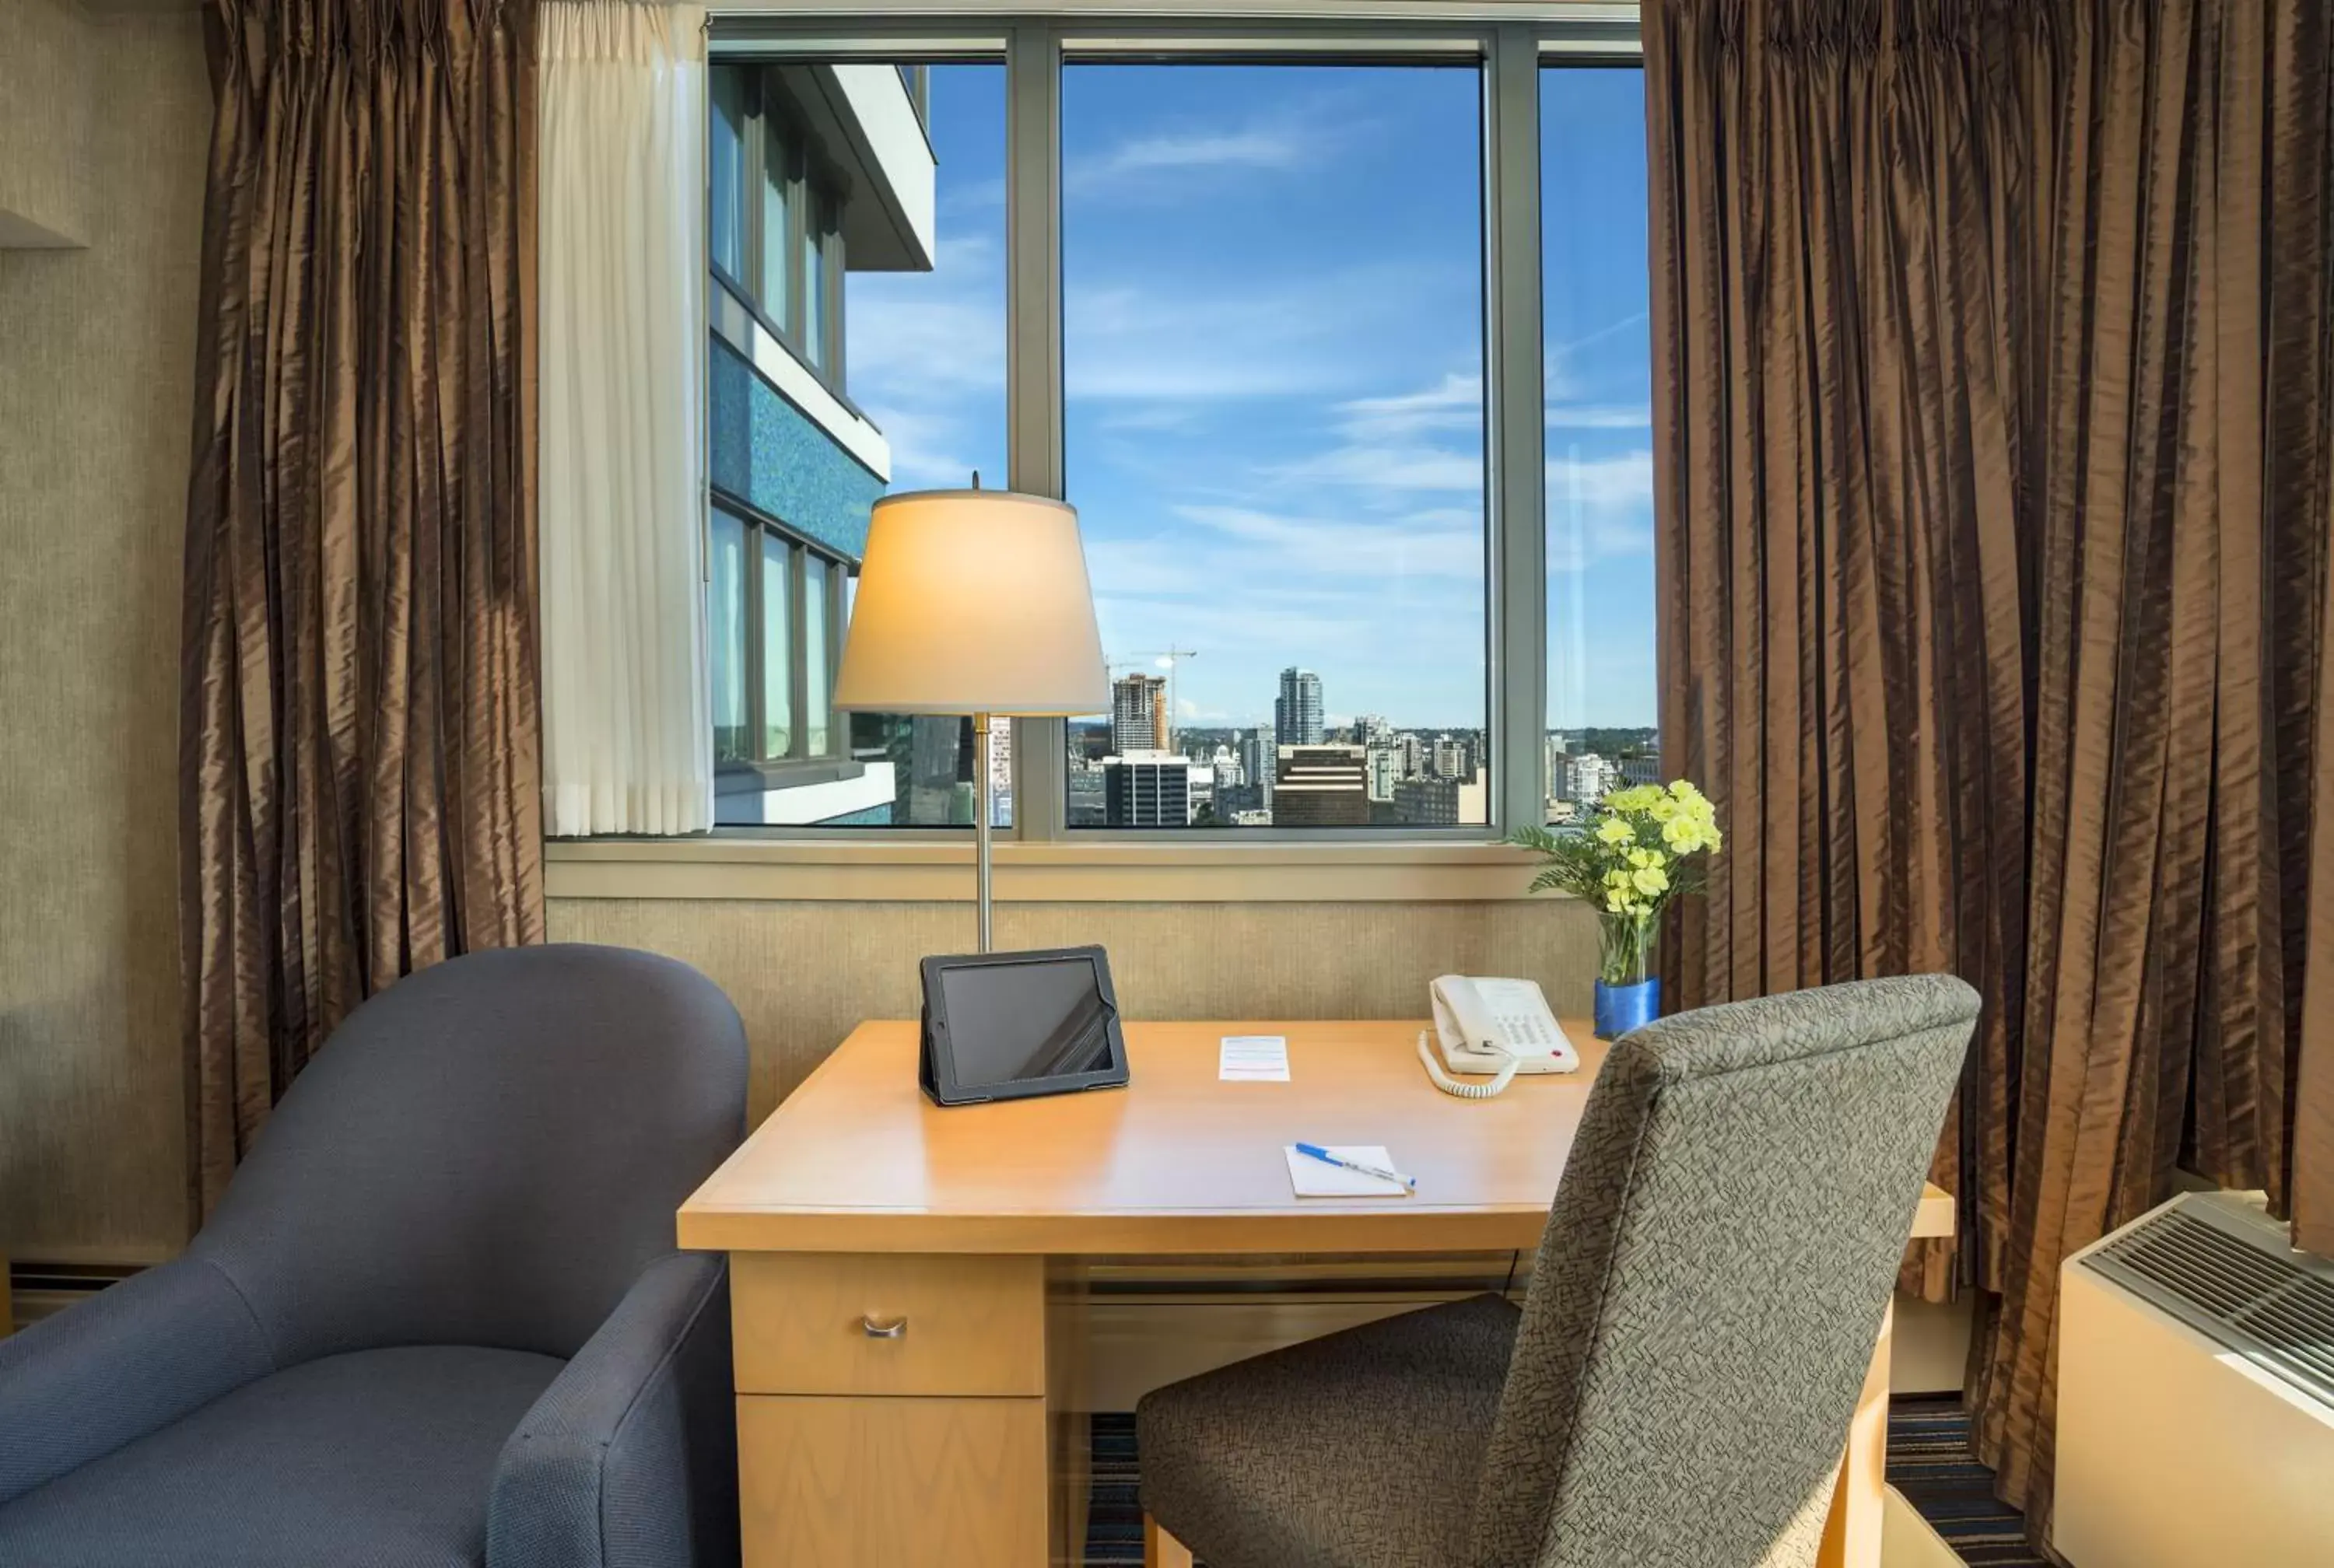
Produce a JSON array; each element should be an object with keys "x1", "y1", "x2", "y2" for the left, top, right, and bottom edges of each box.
[
  {"x1": 760, "y1": 533, "x2": 793, "y2": 757},
  {"x1": 708, "y1": 57, "x2": 1009, "y2": 827},
  {"x1": 711, "y1": 68, "x2": 748, "y2": 283},
  {"x1": 708, "y1": 504, "x2": 846, "y2": 762},
  {"x1": 1061, "y1": 62, "x2": 1488, "y2": 829},
  {"x1": 1541, "y1": 65, "x2": 1655, "y2": 823},
  {"x1": 692, "y1": 25, "x2": 1649, "y2": 843},
  {"x1": 760, "y1": 120, "x2": 793, "y2": 316},
  {"x1": 804, "y1": 188, "x2": 835, "y2": 374},
  {"x1": 710, "y1": 508, "x2": 749, "y2": 765},
  {"x1": 707, "y1": 62, "x2": 847, "y2": 383}
]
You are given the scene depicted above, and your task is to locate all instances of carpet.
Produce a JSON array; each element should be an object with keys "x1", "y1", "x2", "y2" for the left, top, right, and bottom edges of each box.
[{"x1": 1084, "y1": 1398, "x2": 2045, "y2": 1566}]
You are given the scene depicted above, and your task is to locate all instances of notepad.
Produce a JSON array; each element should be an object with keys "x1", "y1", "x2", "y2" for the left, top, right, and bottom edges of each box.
[
  {"x1": 1219, "y1": 1034, "x2": 1291, "y2": 1082},
  {"x1": 1284, "y1": 1144, "x2": 1410, "y2": 1199}
]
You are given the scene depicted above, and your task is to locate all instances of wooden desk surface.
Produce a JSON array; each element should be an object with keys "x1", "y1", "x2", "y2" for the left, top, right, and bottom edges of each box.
[
  {"x1": 682, "y1": 1019, "x2": 1610, "y2": 1255},
  {"x1": 679, "y1": 1017, "x2": 1954, "y2": 1256}
]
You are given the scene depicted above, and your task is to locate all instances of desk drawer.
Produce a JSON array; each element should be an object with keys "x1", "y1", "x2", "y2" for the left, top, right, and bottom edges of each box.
[
  {"x1": 737, "y1": 1395, "x2": 1047, "y2": 1568},
  {"x1": 731, "y1": 1252, "x2": 1045, "y2": 1396}
]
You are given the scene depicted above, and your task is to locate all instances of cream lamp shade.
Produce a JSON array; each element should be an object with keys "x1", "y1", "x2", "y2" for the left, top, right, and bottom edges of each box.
[{"x1": 832, "y1": 488, "x2": 1109, "y2": 716}]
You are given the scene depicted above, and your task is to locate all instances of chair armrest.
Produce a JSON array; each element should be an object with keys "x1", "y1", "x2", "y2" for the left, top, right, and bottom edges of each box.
[
  {"x1": 0, "y1": 1254, "x2": 275, "y2": 1505},
  {"x1": 488, "y1": 1252, "x2": 739, "y2": 1568}
]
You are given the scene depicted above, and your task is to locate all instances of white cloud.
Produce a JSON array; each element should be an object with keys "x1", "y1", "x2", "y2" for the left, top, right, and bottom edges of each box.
[
  {"x1": 1064, "y1": 96, "x2": 1361, "y2": 198},
  {"x1": 1274, "y1": 443, "x2": 1484, "y2": 495}
]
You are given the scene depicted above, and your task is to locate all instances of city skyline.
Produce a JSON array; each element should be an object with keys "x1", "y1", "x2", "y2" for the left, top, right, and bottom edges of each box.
[{"x1": 846, "y1": 62, "x2": 1657, "y2": 737}]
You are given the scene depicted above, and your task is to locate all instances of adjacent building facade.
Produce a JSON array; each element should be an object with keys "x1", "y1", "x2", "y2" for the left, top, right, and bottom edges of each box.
[{"x1": 705, "y1": 61, "x2": 941, "y2": 826}]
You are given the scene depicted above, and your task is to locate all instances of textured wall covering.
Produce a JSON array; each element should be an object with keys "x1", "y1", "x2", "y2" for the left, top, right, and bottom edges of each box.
[
  {"x1": 707, "y1": 335, "x2": 881, "y2": 560},
  {"x1": 546, "y1": 898, "x2": 1601, "y2": 1122},
  {"x1": 0, "y1": 8, "x2": 210, "y2": 1262},
  {"x1": 0, "y1": 0, "x2": 93, "y2": 247}
]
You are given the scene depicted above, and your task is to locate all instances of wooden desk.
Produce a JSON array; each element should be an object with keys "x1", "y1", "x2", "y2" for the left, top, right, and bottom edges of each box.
[{"x1": 682, "y1": 1019, "x2": 1950, "y2": 1568}]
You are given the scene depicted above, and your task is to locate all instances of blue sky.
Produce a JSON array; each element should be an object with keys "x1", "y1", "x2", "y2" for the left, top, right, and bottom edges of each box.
[{"x1": 846, "y1": 63, "x2": 1654, "y2": 733}]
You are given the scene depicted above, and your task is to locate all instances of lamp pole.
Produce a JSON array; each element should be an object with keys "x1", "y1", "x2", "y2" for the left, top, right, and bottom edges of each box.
[{"x1": 974, "y1": 711, "x2": 994, "y2": 952}]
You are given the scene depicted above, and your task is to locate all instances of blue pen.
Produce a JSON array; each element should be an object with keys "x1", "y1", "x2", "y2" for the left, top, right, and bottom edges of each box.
[{"x1": 1295, "y1": 1143, "x2": 1417, "y2": 1192}]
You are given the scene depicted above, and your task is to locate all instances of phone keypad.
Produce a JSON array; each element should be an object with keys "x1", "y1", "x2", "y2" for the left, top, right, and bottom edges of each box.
[{"x1": 1500, "y1": 1013, "x2": 1556, "y2": 1048}]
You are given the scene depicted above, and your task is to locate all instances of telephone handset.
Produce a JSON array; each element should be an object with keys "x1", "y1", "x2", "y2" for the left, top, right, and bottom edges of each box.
[{"x1": 1418, "y1": 975, "x2": 1579, "y2": 1098}]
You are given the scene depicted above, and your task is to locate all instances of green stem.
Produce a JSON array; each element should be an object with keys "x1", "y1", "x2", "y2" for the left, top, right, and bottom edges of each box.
[{"x1": 1598, "y1": 909, "x2": 1658, "y2": 985}]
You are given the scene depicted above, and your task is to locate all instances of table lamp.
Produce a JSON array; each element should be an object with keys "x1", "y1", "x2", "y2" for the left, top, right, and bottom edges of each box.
[{"x1": 832, "y1": 487, "x2": 1109, "y2": 951}]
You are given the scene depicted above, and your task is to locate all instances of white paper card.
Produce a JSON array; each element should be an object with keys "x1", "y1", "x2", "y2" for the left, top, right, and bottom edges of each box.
[
  {"x1": 1284, "y1": 1144, "x2": 1410, "y2": 1199},
  {"x1": 1218, "y1": 1034, "x2": 1291, "y2": 1082}
]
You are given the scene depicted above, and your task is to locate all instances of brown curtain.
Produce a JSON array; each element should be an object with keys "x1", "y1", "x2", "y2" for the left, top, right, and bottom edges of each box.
[
  {"x1": 1645, "y1": 0, "x2": 2334, "y2": 1538},
  {"x1": 180, "y1": 0, "x2": 545, "y2": 1217}
]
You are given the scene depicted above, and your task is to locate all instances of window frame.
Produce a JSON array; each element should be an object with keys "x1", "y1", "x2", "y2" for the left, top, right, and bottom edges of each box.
[{"x1": 669, "y1": 10, "x2": 1643, "y2": 854}]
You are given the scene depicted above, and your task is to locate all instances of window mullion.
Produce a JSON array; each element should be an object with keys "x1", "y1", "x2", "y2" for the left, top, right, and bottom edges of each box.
[
  {"x1": 1006, "y1": 21, "x2": 1067, "y2": 843},
  {"x1": 1485, "y1": 23, "x2": 1547, "y2": 835}
]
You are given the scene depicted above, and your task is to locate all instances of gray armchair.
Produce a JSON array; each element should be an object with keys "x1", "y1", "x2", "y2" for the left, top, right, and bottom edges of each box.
[
  {"x1": 0, "y1": 943, "x2": 748, "y2": 1568},
  {"x1": 1137, "y1": 975, "x2": 1981, "y2": 1568}
]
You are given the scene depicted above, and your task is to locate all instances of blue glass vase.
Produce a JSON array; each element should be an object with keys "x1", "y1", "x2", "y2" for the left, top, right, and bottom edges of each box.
[{"x1": 1594, "y1": 976, "x2": 1661, "y2": 1040}]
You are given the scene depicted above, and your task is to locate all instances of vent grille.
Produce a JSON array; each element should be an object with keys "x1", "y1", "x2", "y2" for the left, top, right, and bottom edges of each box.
[{"x1": 2082, "y1": 1208, "x2": 2334, "y2": 1408}]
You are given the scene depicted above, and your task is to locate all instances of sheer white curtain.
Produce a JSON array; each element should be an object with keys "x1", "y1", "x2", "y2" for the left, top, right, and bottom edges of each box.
[{"x1": 538, "y1": 0, "x2": 711, "y2": 835}]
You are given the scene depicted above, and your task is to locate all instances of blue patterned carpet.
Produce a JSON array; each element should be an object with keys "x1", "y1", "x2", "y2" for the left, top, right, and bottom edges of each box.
[{"x1": 1084, "y1": 1397, "x2": 2043, "y2": 1566}]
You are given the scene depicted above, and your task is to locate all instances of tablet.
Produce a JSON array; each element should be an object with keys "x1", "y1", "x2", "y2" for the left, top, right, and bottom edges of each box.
[{"x1": 918, "y1": 945, "x2": 1130, "y2": 1107}]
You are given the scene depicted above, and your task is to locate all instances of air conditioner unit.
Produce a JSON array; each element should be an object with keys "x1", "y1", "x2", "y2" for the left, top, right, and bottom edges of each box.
[{"x1": 2055, "y1": 1190, "x2": 2334, "y2": 1568}]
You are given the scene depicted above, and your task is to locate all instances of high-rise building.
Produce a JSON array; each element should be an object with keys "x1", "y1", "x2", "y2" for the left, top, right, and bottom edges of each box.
[
  {"x1": 1366, "y1": 747, "x2": 1400, "y2": 802},
  {"x1": 1274, "y1": 744, "x2": 1369, "y2": 826},
  {"x1": 1238, "y1": 728, "x2": 1274, "y2": 810},
  {"x1": 1112, "y1": 673, "x2": 1169, "y2": 756},
  {"x1": 1104, "y1": 756, "x2": 1192, "y2": 827},
  {"x1": 1432, "y1": 736, "x2": 1474, "y2": 779},
  {"x1": 1620, "y1": 751, "x2": 1663, "y2": 788},
  {"x1": 1274, "y1": 667, "x2": 1325, "y2": 747},
  {"x1": 1354, "y1": 712, "x2": 1395, "y2": 746}
]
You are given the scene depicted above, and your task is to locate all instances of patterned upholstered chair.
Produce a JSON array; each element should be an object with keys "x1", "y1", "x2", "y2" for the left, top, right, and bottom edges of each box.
[
  {"x1": 1137, "y1": 974, "x2": 1979, "y2": 1568},
  {"x1": 0, "y1": 943, "x2": 748, "y2": 1568}
]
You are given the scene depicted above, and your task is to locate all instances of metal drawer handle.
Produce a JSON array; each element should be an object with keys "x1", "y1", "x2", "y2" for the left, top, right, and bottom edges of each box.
[{"x1": 860, "y1": 1314, "x2": 909, "y2": 1339}]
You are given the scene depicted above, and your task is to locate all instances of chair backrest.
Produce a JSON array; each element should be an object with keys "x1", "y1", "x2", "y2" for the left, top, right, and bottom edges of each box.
[
  {"x1": 191, "y1": 943, "x2": 748, "y2": 1366},
  {"x1": 1467, "y1": 975, "x2": 1978, "y2": 1568}
]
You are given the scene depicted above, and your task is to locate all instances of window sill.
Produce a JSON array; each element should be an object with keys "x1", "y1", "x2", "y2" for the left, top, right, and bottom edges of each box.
[{"x1": 542, "y1": 836, "x2": 1561, "y2": 903}]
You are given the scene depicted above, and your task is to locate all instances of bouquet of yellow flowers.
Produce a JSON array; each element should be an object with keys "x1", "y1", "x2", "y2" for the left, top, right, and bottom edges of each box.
[{"x1": 1506, "y1": 779, "x2": 1723, "y2": 989}]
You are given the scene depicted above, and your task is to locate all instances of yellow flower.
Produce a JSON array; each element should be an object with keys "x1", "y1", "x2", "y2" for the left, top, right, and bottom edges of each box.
[
  {"x1": 1605, "y1": 890, "x2": 1634, "y2": 915},
  {"x1": 1596, "y1": 816, "x2": 1634, "y2": 846},
  {"x1": 1631, "y1": 865, "x2": 1670, "y2": 897},
  {"x1": 1670, "y1": 779, "x2": 1694, "y2": 797}
]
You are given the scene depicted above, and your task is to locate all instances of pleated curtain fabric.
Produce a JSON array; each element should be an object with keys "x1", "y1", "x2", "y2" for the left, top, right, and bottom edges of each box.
[
  {"x1": 180, "y1": 0, "x2": 545, "y2": 1215},
  {"x1": 1643, "y1": 0, "x2": 2334, "y2": 1537},
  {"x1": 538, "y1": 0, "x2": 712, "y2": 836}
]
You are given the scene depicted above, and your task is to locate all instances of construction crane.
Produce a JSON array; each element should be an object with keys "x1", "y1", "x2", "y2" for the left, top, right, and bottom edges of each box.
[{"x1": 1109, "y1": 647, "x2": 1201, "y2": 753}]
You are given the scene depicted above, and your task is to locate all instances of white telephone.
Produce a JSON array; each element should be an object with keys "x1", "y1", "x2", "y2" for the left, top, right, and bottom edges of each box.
[{"x1": 1419, "y1": 975, "x2": 1579, "y2": 1098}]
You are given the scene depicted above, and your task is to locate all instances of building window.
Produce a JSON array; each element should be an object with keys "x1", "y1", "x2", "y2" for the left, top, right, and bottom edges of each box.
[
  {"x1": 1061, "y1": 62, "x2": 1489, "y2": 829},
  {"x1": 711, "y1": 66, "x2": 748, "y2": 284},
  {"x1": 708, "y1": 61, "x2": 849, "y2": 387},
  {"x1": 1542, "y1": 64, "x2": 1655, "y2": 824},
  {"x1": 760, "y1": 118, "x2": 794, "y2": 319},
  {"x1": 710, "y1": 507, "x2": 750, "y2": 765},
  {"x1": 760, "y1": 532, "x2": 794, "y2": 758}
]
